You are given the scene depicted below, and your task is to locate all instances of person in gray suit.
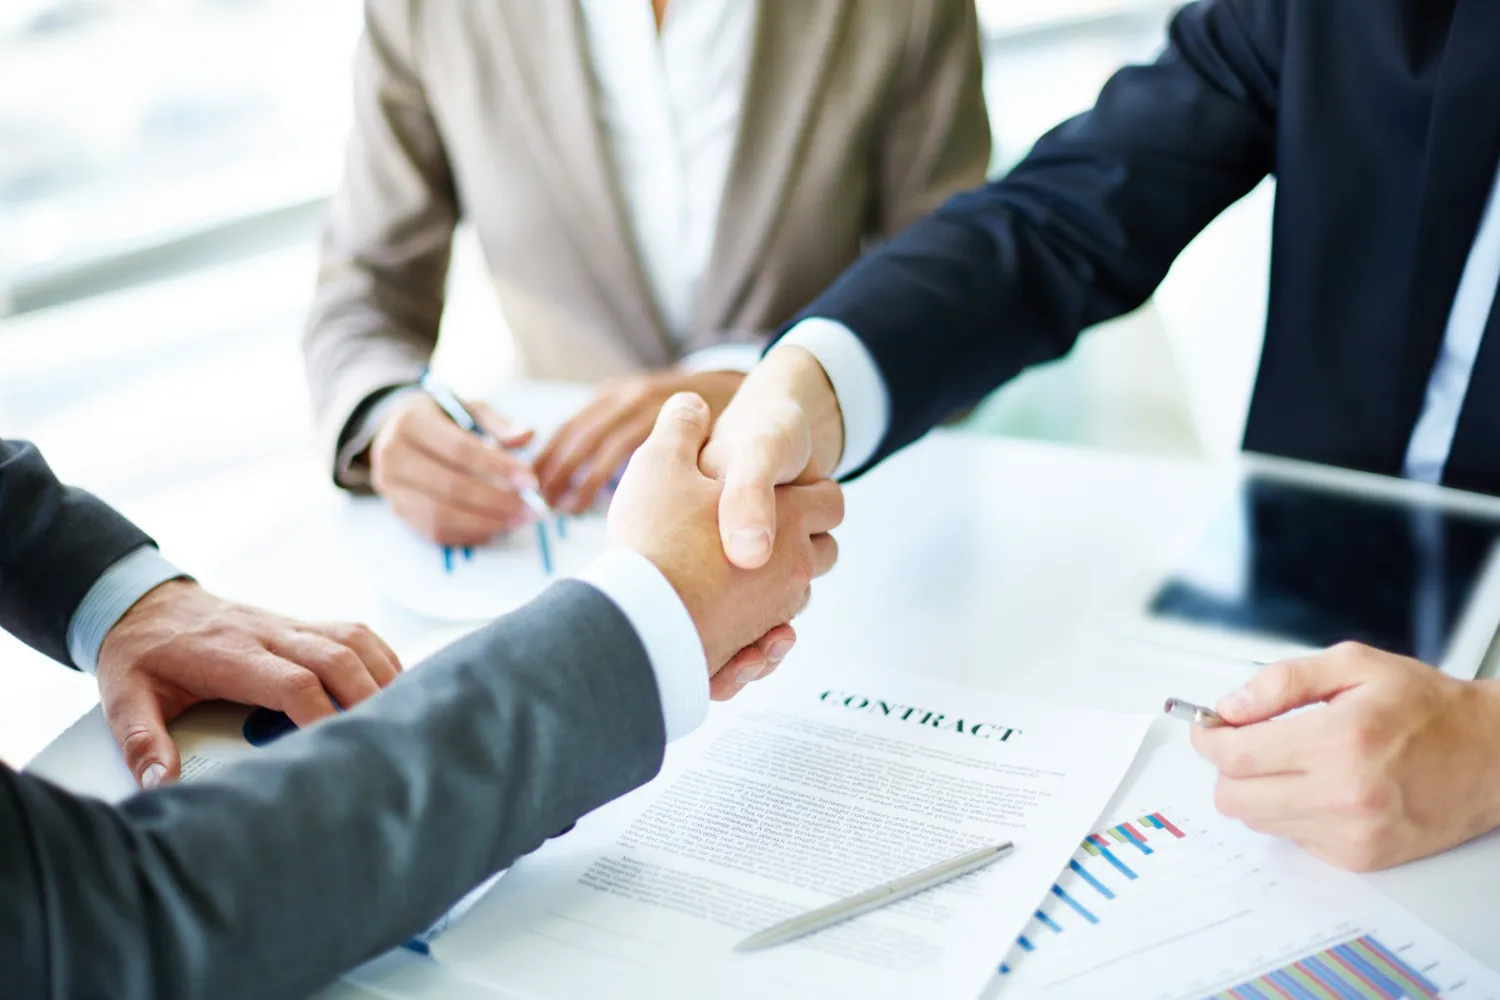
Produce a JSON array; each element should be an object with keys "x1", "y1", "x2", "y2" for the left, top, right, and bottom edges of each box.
[{"x1": 3, "y1": 392, "x2": 842, "y2": 1000}]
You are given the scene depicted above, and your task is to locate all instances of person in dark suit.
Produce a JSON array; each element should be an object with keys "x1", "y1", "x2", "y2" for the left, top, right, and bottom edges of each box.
[
  {"x1": 3, "y1": 393, "x2": 842, "y2": 999},
  {"x1": 696, "y1": 0, "x2": 1500, "y2": 872},
  {"x1": 0, "y1": 439, "x2": 402, "y2": 788}
]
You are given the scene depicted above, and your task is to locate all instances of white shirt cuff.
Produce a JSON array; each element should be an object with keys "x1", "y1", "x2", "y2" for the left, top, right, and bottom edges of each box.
[
  {"x1": 677, "y1": 343, "x2": 764, "y2": 375},
  {"x1": 66, "y1": 546, "x2": 188, "y2": 674},
  {"x1": 776, "y1": 318, "x2": 891, "y2": 479},
  {"x1": 577, "y1": 549, "x2": 709, "y2": 742}
]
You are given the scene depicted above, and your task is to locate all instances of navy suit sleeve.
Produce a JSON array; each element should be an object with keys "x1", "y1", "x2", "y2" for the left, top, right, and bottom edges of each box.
[
  {"x1": 787, "y1": 0, "x2": 1283, "y2": 472},
  {"x1": 0, "y1": 440, "x2": 154, "y2": 667}
]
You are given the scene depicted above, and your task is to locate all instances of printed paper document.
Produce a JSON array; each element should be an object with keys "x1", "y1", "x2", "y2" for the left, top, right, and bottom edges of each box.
[
  {"x1": 432, "y1": 666, "x2": 1151, "y2": 1000},
  {"x1": 993, "y1": 739, "x2": 1500, "y2": 1000}
]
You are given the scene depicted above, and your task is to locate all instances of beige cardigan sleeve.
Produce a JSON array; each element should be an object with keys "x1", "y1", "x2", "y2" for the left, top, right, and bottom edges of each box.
[
  {"x1": 876, "y1": 0, "x2": 993, "y2": 237},
  {"x1": 302, "y1": 0, "x2": 458, "y2": 489}
]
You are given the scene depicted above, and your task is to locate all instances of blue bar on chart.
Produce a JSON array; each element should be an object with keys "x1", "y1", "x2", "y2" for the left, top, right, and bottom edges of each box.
[
  {"x1": 1050, "y1": 885, "x2": 1099, "y2": 925},
  {"x1": 1017, "y1": 936, "x2": 1035, "y2": 952},
  {"x1": 1034, "y1": 910, "x2": 1063, "y2": 933},
  {"x1": 1067, "y1": 859, "x2": 1116, "y2": 900},
  {"x1": 1111, "y1": 822, "x2": 1154, "y2": 855},
  {"x1": 1081, "y1": 835, "x2": 1138, "y2": 880}
]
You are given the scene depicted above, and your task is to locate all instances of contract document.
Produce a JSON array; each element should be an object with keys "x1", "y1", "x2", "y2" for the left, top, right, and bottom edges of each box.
[{"x1": 432, "y1": 667, "x2": 1152, "y2": 1000}]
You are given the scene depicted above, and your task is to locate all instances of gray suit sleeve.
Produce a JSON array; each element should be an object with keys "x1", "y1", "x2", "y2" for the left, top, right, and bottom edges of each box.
[{"x1": 0, "y1": 580, "x2": 667, "y2": 1000}]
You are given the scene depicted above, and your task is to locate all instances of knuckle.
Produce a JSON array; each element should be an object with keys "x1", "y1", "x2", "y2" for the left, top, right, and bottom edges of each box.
[
  {"x1": 1328, "y1": 640, "x2": 1370, "y2": 666},
  {"x1": 1219, "y1": 747, "x2": 1255, "y2": 779},
  {"x1": 1212, "y1": 779, "x2": 1241, "y2": 818},
  {"x1": 1338, "y1": 776, "x2": 1392, "y2": 818},
  {"x1": 279, "y1": 668, "x2": 325, "y2": 700},
  {"x1": 1333, "y1": 825, "x2": 1387, "y2": 872},
  {"x1": 1341, "y1": 717, "x2": 1383, "y2": 757},
  {"x1": 117, "y1": 725, "x2": 158, "y2": 759},
  {"x1": 1259, "y1": 661, "x2": 1296, "y2": 702},
  {"x1": 788, "y1": 550, "x2": 816, "y2": 592},
  {"x1": 326, "y1": 622, "x2": 370, "y2": 648}
]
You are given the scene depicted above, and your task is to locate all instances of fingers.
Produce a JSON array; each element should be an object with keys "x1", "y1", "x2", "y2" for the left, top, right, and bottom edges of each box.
[
  {"x1": 778, "y1": 479, "x2": 846, "y2": 537},
  {"x1": 373, "y1": 399, "x2": 536, "y2": 544},
  {"x1": 716, "y1": 401, "x2": 812, "y2": 570},
  {"x1": 384, "y1": 489, "x2": 517, "y2": 548},
  {"x1": 1211, "y1": 772, "x2": 1319, "y2": 829},
  {"x1": 267, "y1": 631, "x2": 384, "y2": 710},
  {"x1": 562, "y1": 417, "x2": 651, "y2": 513},
  {"x1": 536, "y1": 395, "x2": 632, "y2": 505},
  {"x1": 103, "y1": 685, "x2": 180, "y2": 788},
  {"x1": 709, "y1": 625, "x2": 797, "y2": 701},
  {"x1": 384, "y1": 450, "x2": 528, "y2": 521},
  {"x1": 808, "y1": 532, "x2": 840, "y2": 580},
  {"x1": 639, "y1": 392, "x2": 712, "y2": 467},
  {"x1": 1215, "y1": 645, "x2": 1378, "y2": 724},
  {"x1": 468, "y1": 401, "x2": 536, "y2": 451},
  {"x1": 1189, "y1": 713, "x2": 1321, "y2": 779},
  {"x1": 310, "y1": 621, "x2": 403, "y2": 689}
]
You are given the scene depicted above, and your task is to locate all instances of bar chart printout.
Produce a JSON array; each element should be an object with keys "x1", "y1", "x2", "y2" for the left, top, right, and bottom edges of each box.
[
  {"x1": 991, "y1": 744, "x2": 1500, "y2": 1000},
  {"x1": 1210, "y1": 934, "x2": 1441, "y2": 1000}
]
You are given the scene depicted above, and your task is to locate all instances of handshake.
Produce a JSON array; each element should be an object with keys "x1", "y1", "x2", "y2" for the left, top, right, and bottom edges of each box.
[{"x1": 607, "y1": 376, "x2": 843, "y2": 699}]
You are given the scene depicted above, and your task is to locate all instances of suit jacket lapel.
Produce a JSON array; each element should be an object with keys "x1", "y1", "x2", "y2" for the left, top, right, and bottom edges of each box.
[
  {"x1": 693, "y1": 0, "x2": 850, "y2": 336},
  {"x1": 483, "y1": 1, "x2": 674, "y2": 365},
  {"x1": 1394, "y1": 0, "x2": 1500, "y2": 459}
]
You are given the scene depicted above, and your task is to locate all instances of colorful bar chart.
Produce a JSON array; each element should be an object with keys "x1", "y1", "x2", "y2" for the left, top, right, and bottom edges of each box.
[
  {"x1": 1000, "y1": 809, "x2": 1190, "y2": 974},
  {"x1": 1208, "y1": 934, "x2": 1443, "y2": 1000}
]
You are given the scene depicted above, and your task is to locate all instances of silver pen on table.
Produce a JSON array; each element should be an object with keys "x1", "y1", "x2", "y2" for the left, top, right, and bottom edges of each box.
[
  {"x1": 733, "y1": 842, "x2": 1015, "y2": 954},
  {"x1": 1163, "y1": 697, "x2": 1227, "y2": 728}
]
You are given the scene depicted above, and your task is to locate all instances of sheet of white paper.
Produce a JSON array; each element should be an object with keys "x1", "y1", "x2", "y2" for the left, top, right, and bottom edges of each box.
[
  {"x1": 344, "y1": 501, "x2": 609, "y2": 622},
  {"x1": 992, "y1": 740, "x2": 1500, "y2": 1000},
  {"x1": 431, "y1": 666, "x2": 1152, "y2": 1000}
]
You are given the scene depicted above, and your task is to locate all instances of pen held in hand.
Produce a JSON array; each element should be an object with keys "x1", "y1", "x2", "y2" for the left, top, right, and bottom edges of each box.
[
  {"x1": 419, "y1": 371, "x2": 557, "y2": 574},
  {"x1": 733, "y1": 842, "x2": 1014, "y2": 953},
  {"x1": 1163, "y1": 697, "x2": 1227, "y2": 729}
]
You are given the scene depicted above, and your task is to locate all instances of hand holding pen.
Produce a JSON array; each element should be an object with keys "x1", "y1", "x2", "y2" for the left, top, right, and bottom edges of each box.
[
  {"x1": 368, "y1": 385, "x2": 538, "y2": 548},
  {"x1": 417, "y1": 373, "x2": 562, "y2": 573}
]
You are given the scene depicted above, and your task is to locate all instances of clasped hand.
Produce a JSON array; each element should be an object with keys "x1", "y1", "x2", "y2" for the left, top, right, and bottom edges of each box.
[{"x1": 606, "y1": 392, "x2": 844, "y2": 699}]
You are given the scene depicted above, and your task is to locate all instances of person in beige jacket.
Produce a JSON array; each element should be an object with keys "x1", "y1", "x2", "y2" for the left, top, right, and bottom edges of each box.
[{"x1": 304, "y1": 0, "x2": 990, "y2": 546}]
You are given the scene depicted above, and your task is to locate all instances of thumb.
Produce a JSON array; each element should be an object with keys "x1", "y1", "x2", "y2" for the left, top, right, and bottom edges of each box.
[
  {"x1": 717, "y1": 402, "x2": 810, "y2": 570},
  {"x1": 640, "y1": 392, "x2": 711, "y2": 467},
  {"x1": 468, "y1": 401, "x2": 535, "y2": 449},
  {"x1": 105, "y1": 687, "x2": 181, "y2": 789},
  {"x1": 1216, "y1": 646, "x2": 1373, "y2": 725}
]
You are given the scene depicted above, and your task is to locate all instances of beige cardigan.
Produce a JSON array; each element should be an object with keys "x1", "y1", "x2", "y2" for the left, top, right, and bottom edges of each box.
[{"x1": 304, "y1": 0, "x2": 991, "y2": 482}]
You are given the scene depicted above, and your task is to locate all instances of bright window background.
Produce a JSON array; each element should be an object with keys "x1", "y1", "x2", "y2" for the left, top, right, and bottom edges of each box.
[
  {"x1": 1, "y1": 0, "x2": 1278, "y2": 767},
  {"x1": 0, "y1": 0, "x2": 359, "y2": 299}
]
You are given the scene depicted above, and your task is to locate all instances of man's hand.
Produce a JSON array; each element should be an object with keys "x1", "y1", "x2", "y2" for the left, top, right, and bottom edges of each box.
[
  {"x1": 97, "y1": 580, "x2": 402, "y2": 788},
  {"x1": 609, "y1": 392, "x2": 844, "y2": 699},
  {"x1": 371, "y1": 394, "x2": 538, "y2": 546},
  {"x1": 699, "y1": 346, "x2": 845, "y2": 569},
  {"x1": 534, "y1": 369, "x2": 746, "y2": 514},
  {"x1": 1190, "y1": 642, "x2": 1500, "y2": 871}
]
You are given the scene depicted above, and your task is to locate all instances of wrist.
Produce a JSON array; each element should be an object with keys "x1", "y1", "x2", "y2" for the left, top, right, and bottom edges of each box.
[
  {"x1": 1475, "y1": 679, "x2": 1500, "y2": 830},
  {"x1": 760, "y1": 345, "x2": 844, "y2": 477}
]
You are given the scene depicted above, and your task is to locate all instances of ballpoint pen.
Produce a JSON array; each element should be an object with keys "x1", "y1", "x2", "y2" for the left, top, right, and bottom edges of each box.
[
  {"x1": 1163, "y1": 697, "x2": 1227, "y2": 728},
  {"x1": 418, "y1": 371, "x2": 557, "y2": 574},
  {"x1": 734, "y1": 842, "x2": 1015, "y2": 953}
]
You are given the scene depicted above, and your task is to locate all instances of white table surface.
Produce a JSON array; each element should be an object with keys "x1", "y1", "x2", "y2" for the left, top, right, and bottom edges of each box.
[{"x1": 21, "y1": 386, "x2": 1500, "y2": 996}]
